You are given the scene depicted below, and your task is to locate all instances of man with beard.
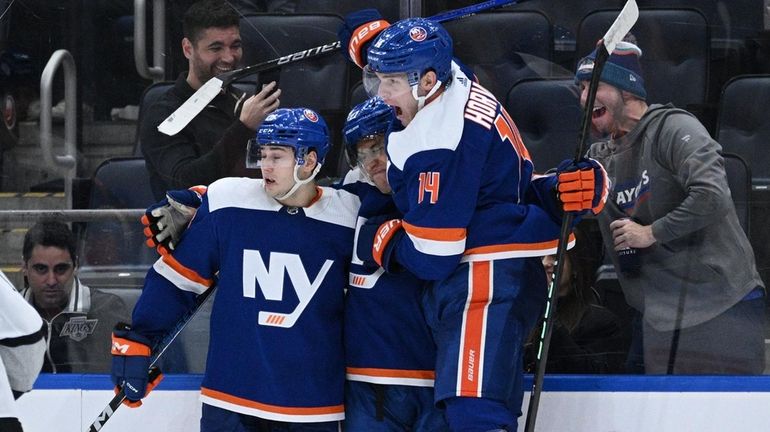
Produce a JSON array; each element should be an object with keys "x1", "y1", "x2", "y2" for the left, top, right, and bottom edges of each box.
[
  {"x1": 578, "y1": 40, "x2": 765, "y2": 374},
  {"x1": 140, "y1": 0, "x2": 281, "y2": 200},
  {"x1": 20, "y1": 221, "x2": 130, "y2": 373}
]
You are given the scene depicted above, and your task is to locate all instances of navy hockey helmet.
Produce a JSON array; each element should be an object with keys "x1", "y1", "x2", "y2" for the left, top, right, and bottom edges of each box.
[
  {"x1": 366, "y1": 17, "x2": 453, "y2": 87},
  {"x1": 343, "y1": 97, "x2": 394, "y2": 147},
  {"x1": 343, "y1": 97, "x2": 394, "y2": 168},
  {"x1": 254, "y1": 107, "x2": 330, "y2": 166}
]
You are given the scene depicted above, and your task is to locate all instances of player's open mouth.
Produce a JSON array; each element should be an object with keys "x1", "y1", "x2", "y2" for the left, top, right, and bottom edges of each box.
[
  {"x1": 215, "y1": 65, "x2": 233, "y2": 74},
  {"x1": 592, "y1": 106, "x2": 607, "y2": 119},
  {"x1": 264, "y1": 177, "x2": 276, "y2": 185}
]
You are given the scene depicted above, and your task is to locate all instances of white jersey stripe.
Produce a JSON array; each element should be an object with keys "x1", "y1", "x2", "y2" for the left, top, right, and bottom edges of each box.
[
  {"x1": 407, "y1": 231, "x2": 466, "y2": 257},
  {"x1": 153, "y1": 258, "x2": 209, "y2": 295}
]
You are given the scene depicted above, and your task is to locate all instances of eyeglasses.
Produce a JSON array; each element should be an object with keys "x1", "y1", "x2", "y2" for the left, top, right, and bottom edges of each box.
[
  {"x1": 356, "y1": 142, "x2": 386, "y2": 164},
  {"x1": 30, "y1": 262, "x2": 74, "y2": 276}
]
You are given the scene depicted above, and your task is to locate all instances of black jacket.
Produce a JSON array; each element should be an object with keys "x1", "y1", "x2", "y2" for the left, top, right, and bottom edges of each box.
[{"x1": 141, "y1": 73, "x2": 259, "y2": 200}]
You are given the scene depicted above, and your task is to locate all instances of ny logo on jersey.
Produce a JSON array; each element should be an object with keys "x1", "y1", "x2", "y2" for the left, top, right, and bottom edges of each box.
[
  {"x1": 418, "y1": 171, "x2": 440, "y2": 204},
  {"x1": 242, "y1": 250, "x2": 333, "y2": 328}
]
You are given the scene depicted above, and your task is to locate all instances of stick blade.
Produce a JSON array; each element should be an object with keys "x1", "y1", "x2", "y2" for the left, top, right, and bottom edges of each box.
[
  {"x1": 602, "y1": 0, "x2": 639, "y2": 54},
  {"x1": 157, "y1": 77, "x2": 224, "y2": 136}
]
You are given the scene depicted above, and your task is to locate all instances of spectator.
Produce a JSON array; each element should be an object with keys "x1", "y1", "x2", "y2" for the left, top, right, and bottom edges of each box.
[
  {"x1": 0, "y1": 270, "x2": 46, "y2": 432},
  {"x1": 525, "y1": 223, "x2": 627, "y2": 374},
  {"x1": 20, "y1": 220, "x2": 130, "y2": 373},
  {"x1": 141, "y1": 0, "x2": 281, "y2": 200},
  {"x1": 577, "y1": 40, "x2": 766, "y2": 374}
]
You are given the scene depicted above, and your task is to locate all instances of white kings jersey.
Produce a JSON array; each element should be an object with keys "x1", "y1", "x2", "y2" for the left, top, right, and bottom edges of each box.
[
  {"x1": 0, "y1": 271, "x2": 45, "y2": 419},
  {"x1": 131, "y1": 177, "x2": 359, "y2": 423}
]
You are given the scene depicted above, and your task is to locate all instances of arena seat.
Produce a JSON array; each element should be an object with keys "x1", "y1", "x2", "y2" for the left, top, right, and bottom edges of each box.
[
  {"x1": 239, "y1": 14, "x2": 349, "y2": 181},
  {"x1": 133, "y1": 82, "x2": 173, "y2": 157},
  {"x1": 636, "y1": 0, "x2": 763, "y2": 42},
  {"x1": 79, "y1": 157, "x2": 156, "y2": 269},
  {"x1": 443, "y1": 10, "x2": 561, "y2": 102},
  {"x1": 348, "y1": 80, "x2": 367, "y2": 108},
  {"x1": 715, "y1": 75, "x2": 770, "y2": 191},
  {"x1": 79, "y1": 156, "x2": 213, "y2": 373},
  {"x1": 505, "y1": 78, "x2": 581, "y2": 173},
  {"x1": 722, "y1": 152, "x2": 751, "y2": 235},
  {"x1": 576, "y1": 8, "x2": 710, "y2": 111},
  {"x1": 292, "y1": 0, "x2": 399, "y2": 22}
]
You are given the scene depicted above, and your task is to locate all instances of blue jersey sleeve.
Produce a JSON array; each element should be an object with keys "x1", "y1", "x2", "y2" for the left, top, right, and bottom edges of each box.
[
  {"x1": 391, "y1": 143, "x2": 485, "y2": 281},
  {"x1": 131, "y1": 196, "x2": 219, "y2": 342}
]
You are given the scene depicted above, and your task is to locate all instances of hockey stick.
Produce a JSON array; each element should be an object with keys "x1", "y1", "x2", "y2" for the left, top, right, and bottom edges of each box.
[
  {"x1": 158, "y1": 0, "x2": 521, "y2": 136},
  {"x1": 523, "y1": 1, "x2": 638, "y2": 431},
  {"x1": 86, "y1": 284, "x2": 217, "y2": 432}
]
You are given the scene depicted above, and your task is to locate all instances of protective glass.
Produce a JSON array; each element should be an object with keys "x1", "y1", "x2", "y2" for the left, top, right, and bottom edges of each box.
[
  {"x1": 246, "y1": 140, "x2": 300, "y2": 169},
  {"x1": 356, "y1": 139, "x2": 386, "y2": 166},
  {"x1": 363, "y1": 65, "x2": 413, "y2": 99}
]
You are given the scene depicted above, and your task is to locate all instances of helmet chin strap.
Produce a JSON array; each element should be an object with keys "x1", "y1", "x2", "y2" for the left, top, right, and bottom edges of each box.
[
  {"x1": 275, "y1": 163, "x2": 323, "y2": 201},
  {"x1": 411, "y1": 79, "x2": 443, "y2": 111}
]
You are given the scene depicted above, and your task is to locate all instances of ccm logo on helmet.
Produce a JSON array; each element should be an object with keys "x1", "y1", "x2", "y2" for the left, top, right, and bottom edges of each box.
[{"x1": 409, "y1": 26, "x2": 427, "y2": 42}]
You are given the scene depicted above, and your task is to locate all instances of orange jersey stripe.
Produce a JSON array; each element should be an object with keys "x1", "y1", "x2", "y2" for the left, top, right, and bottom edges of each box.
[
  {"x1": 459, "y1": 261, "x2": 491, "y2": 397},
  {"x1": 346, "y1": 367, "x2": 435, "y2": 380},
  {"x1": 402, "y1": 221, "x2": 466, "y2": 242},
  {"x1": 463, "y1": 233, "x2": 577, "y2": 256},
  {"x1": 201, "y1": 387, "x2": 344, "y2": 416},
  {"x1": 161, "y1": 253, "x2": 214, "y2": 287},
  {"x1": 307, "y1": 186, "x2": 324, "y2": 207}
]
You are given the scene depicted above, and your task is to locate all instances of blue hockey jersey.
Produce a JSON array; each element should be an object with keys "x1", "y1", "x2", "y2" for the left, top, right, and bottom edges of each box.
[
  {"x1": 386, "y1": 63, "x2": 569, "y2": 281},
  {"x1": 342, "y1": 169, "x2": 436, "y2": 387},
  {"x1": 131, "y1": 177, "x2": 359, "y2": 422}
]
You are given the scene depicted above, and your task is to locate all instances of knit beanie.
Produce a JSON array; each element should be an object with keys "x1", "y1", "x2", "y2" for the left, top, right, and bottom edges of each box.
[{"x1": 575, "y1": 41, "x2": 646, "y2": 100}]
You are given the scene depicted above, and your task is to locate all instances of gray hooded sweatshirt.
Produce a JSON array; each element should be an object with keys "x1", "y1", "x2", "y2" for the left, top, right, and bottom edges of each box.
[{"x1": 588, "y1": 104, "x2": 763, "y2": 331}]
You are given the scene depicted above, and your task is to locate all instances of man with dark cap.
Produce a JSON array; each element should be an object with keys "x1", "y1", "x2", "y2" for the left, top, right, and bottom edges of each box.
[{"x1": 577, "y1": 40, "x2": 766, "y2": 374}]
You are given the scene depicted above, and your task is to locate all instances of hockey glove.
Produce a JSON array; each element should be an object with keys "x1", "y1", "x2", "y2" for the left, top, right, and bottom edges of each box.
[
  {"x1": 337, "y1": 9, "x2": 390, "y2": 69},
  {"x1": 111, "y1": 323, "x2": 163, "y2": 407},
  {"x1": 556, "y1": 158, "x2": 609, "y2": 215},
  {"x1": 357, "y1": 215, "x2": 405, "y2": 272},
  {"x1": 142, "y1": 185, "x2": 206, "y2": 255}
]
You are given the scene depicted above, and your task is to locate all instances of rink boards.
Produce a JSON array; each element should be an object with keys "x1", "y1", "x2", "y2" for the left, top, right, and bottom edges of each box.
[{"x1": 18, "y1": 374, "x2": 770, "y2": 431}]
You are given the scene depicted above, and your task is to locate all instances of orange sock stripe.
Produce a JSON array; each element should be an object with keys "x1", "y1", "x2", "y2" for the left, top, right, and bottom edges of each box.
[{"x1": 459, "y1": 261, "x2": 491, "y2": 397}]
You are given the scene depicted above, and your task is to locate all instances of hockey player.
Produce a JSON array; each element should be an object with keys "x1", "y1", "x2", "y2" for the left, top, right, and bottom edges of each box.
[
  {"x1": 341, "y1": 97, "x2": 448, "y2": 430},
  {"x1": 356, "y1": 18, "x2": 608, "y2": 431},
  {"x1": 111, "y1": 107, "x2": 360, "y2": 431},
  {"x1": 0, "y1": 271, "x2": 46, "y2": 432}
]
